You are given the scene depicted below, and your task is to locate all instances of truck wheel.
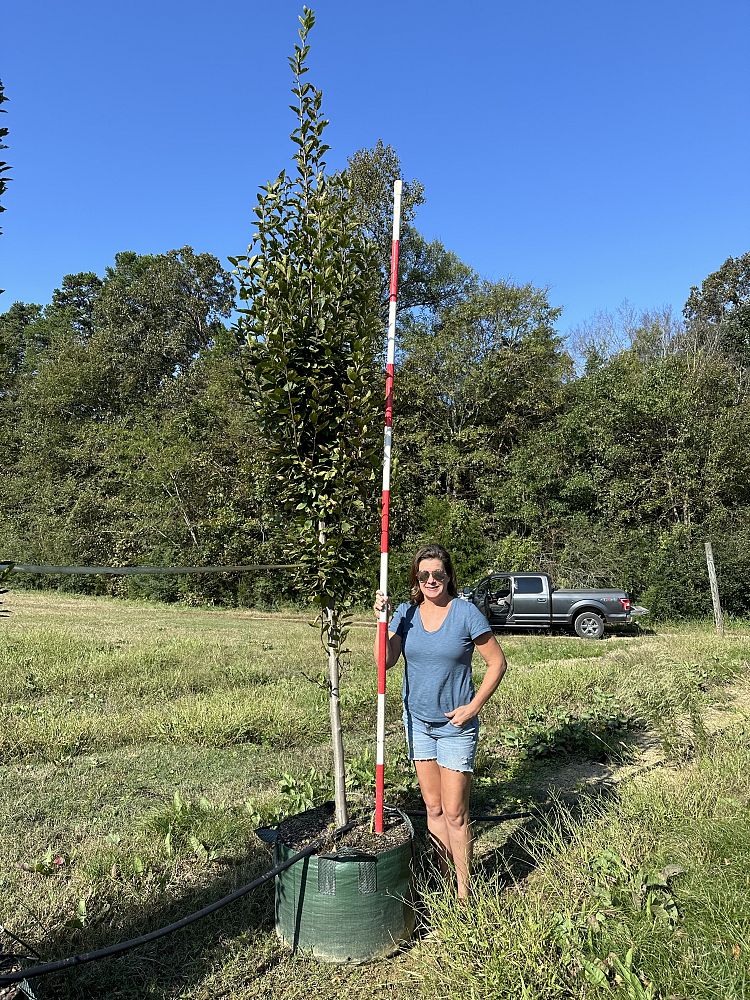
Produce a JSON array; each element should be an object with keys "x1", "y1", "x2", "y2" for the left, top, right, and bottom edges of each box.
[{"x1": 573, "y1": 611, "x2": 605, "y2": 640}]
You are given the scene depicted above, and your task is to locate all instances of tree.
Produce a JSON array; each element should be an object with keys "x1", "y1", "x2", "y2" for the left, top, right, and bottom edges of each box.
[
  {"x1": 50, "y1": 272, "x2": 103, "y2": 341},
  {"x1": 390, "y1": 278, "x2": 569, "y2": 571},
  {"x1": 232, "y1": 8, "x2": 381, "y2": 825},
  {"x1": 683, "y1": 252, "x2": 750, "y2": 365},
  {"x1": 93, "y1": 247, "x2": 235, "y2": 410},
  {"x1": 345, "y1": 141, "x2": 474, "y2": 315},
  {"x1": 0, "y1": 249, "x2": 243, "y2": 583}
]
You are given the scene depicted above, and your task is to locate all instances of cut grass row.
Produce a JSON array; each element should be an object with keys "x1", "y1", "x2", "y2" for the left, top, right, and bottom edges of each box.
[{"x1": 1, "y1": 590, "x2": 749, "y2": 999}]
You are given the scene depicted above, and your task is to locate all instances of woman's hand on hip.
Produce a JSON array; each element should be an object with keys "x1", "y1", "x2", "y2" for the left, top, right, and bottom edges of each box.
[{"x1": 445, "y1": 705, "x2": 478, "y2": 727}]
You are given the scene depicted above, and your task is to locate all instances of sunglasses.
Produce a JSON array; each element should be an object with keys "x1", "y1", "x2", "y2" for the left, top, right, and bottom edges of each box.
[{"x1": 416, "y1": 569, "x2": 448, "y2": 584}]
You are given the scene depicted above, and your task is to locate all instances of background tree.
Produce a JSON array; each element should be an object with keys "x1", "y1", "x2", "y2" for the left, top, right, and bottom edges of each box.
[
  {"x1": 390, "y1": 278, "x2": 569, "y2": 578},
  {"x1": 0, "y1": 248, "x2": 249, "y2": 592},
  {"x1": 231, "y1": 8, "x2": 381, "y2": 825},
  {"x1": 345, "y1": 141, "x2": 474, "y2": 316},
  {"x1": 683, "y1": 252, "x2": 750, "y2": 366}
]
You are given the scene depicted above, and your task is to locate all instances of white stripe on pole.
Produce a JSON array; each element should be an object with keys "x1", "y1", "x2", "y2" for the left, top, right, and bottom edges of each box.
[
  {"x1": 376, "y1": 692, "x2": 386, "y2": 763},
  {"x1": 382, "y1": 428, "x2": 392, "y2": 491}
]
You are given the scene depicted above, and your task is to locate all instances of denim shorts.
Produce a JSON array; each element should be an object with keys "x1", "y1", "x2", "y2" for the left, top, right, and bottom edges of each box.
[{"x1": 403, "y1": 710, "x2": 479, "y2": 773}]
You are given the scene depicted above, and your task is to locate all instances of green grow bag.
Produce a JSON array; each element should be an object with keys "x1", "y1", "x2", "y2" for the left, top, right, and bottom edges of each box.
[{"x1": 274, "y1": 812, "x2": 416, "y2": 963}]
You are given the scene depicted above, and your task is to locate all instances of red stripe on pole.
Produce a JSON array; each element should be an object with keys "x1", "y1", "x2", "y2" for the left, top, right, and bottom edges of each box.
[
  {"x1": 380, "y1": 489, "x2": 390, "y2": 553},
  {"x1": 384, "y1": 364, "x2": 394, "y2": 426},
  {"x1": 375, "y1": 762, "x2": 385, "y2": 824},
  {"x1": 377, "y1": 621, "x2": 388, "y2": 694},
  {"x1": 389, "y1": 241, "x2": 400, "y2": 300}
]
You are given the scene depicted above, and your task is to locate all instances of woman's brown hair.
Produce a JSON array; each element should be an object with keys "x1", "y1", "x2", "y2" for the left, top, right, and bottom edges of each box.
[{"x1": 409, "y1": 543, "x2": 459, "y2": 605}]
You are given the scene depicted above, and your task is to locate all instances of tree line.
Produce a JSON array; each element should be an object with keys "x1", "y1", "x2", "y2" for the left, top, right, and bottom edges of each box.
[{"x1": 1, "y1": 142, "x2": 748, "y2": 619}]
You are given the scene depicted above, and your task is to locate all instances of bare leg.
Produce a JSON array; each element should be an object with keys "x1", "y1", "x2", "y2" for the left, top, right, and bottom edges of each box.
[
  {"x1": 414, "y1": 759, "x2": 451, "y2": 875},
  {"x1": 439, "y1": 765, "x2": 473, "y2": 898}
]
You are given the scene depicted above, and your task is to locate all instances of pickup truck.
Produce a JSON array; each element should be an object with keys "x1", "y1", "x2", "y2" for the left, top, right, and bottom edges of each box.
[{"x1": 460, "y1": 572, "x2": 646, "y2": 639}]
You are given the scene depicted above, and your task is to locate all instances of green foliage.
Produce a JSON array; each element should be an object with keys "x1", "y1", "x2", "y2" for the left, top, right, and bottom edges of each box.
[
  {"x1": 144, "y1": 790, "x2": 267, "y2": 862},
  {"x1": 0, "y1": 246, "x2": 273, "y2": 600},
  {"x1": 495, "y1": 688, "x2": 641, "y2": 761},
  {"x1": 278, "y1": 768, "x2": 329, "y2": 816},
  {"x1": 345, "y1": 140, "x2": 473, "y2": 315},
  {"x1": 551, "y1": 850, "x2": 685, "y2": 995},
  {"x1": 639, "y1": 525, "x2": 711, "y2": 619},
  {"x1": 344, "y1": 744, "x2": 416, "y2": 800},
  {"x1": 232, "y1": 9, "x2": 380, "y2": 619},
  {"x1": 230, "y1": 9, "x2": 387, "y2": 823},
  {"x1": 684, "y1": 251, "x2": 750, "y2": 365}
]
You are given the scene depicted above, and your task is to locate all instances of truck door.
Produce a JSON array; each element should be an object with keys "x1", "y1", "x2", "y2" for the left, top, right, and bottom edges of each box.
[
  {"x1": 509, "y1": 575, "x2": 551, "y2": 625},
  {"x1": 485, "y1": 574, "x2": 512, "y2": 626}
]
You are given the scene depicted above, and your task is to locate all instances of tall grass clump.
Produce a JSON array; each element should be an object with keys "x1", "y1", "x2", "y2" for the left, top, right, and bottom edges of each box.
[{"x1": 418, "y1": 724, "x2": 750, "y2": 1000}]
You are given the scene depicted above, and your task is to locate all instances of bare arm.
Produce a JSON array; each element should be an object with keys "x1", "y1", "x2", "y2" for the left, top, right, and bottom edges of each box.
[
  {"x1": 373, "y1": 591, "x2": 402, "y2": 668},
  {"x1": 444, "y1": 631, "x2": 507, "y2": 726}
]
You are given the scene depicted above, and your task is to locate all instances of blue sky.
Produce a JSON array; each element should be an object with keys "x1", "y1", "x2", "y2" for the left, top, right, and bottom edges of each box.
[{"x1": 1, "y1": 0, "x2": 748, "y2": 339}]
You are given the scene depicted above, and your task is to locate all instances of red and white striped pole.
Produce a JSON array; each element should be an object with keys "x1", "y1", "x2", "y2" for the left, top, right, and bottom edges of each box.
[{"x1": 375, "y1": 179, "x2": 402, "y2": 835}]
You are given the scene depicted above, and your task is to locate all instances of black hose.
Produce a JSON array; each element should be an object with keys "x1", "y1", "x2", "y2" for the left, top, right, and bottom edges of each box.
[
  {"x1": 0, "y1": 924, "x2": 42, "y2": 960},
  {"x1": 0, "y1": 821, "x2": 355, "y2": 987}
]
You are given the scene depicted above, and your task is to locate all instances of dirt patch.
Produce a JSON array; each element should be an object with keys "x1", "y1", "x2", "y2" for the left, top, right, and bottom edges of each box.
[
  {"x1": 491, "y1": 677, "x2": 750, "y2": 822},
  {"x1": 277, "y1": 801, "x2": 412, "y2": 854}
]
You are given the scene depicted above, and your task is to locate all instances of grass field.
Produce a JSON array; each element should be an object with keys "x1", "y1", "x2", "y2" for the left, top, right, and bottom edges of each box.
[{"x1": 1, "y1": 590, "x2": 749, "y2": 999}]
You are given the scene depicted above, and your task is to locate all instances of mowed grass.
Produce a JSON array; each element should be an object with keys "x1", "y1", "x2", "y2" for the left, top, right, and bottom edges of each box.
[{"x1": 1, "y1": 590, "x2": 749, "y2": 999}]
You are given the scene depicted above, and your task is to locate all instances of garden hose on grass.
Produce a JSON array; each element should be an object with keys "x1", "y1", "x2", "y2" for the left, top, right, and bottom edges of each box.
[{"x1": 0, "y1": 820, "x2": 356, "y2": 989}]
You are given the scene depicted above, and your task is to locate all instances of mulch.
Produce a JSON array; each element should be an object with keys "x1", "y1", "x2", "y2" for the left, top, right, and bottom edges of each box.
[{"x1": 276, "y1": 801, "x2": 412, "y2": 855}]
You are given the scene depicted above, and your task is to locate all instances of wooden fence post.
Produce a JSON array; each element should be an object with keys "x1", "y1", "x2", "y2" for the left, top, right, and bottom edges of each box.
[{"x1": 704, "y1": 541, "x2": 725, "y2": 636}]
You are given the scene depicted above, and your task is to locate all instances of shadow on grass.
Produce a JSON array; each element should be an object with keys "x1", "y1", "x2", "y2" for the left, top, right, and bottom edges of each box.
[
  {"x1": 21, "y1": 841, "x2": 282, "y2": 1000},
  {"x1": 395, "y1": 720, "x2": 643, "y2": 910},
  {"x1": 469, "y1": 733, "x2": 636, "y2": 885}
]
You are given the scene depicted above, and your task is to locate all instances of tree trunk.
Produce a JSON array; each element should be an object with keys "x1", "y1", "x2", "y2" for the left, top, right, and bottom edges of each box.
[
  {"x1": 324, "y1": 599, "x2": 349, "y2": 826},
  {"x1": 704, "y1": 540, "x2": 725, "y2": 637}
]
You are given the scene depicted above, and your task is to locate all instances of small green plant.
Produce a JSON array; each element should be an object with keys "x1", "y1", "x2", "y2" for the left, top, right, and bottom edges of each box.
[
  {"x1": 278, "y1": 768, "x2": 329, "y2": 817},
  {"x1": 64, "y1": 898, "x2": 88, "y2": 930},
  {"x1": 21, "y1": 846, "x2": 73, "y2": 875},
  {"x1": 345, "y1": 745, "x2": 415, "y2": 801},
  {"x1": 243, "y1": 798, "x2": 266, "y2": 828},
  {"x1": 143, "y1": 790, "x2": 255, "y2": 862},
  {"x1": 497, "y1": 688, "x2": 641, "y2": 761},
  {"x1": 551, "y1": 850, "x2": 684, "y2": 997},
  {"x1": 345, "y1": 747, "x2": 376, "y2": 794},
  {"x1": 188, "y1": 835, "x2": 219, "y2": 863}
]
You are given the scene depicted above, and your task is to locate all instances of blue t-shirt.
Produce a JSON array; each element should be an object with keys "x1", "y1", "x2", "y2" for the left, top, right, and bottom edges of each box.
[{"x1": 389, "y1": 599, "x2": 492, "y2": 724}]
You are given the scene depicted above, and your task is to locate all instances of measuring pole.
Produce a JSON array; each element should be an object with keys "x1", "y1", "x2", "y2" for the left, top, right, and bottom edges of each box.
[{"x1": 375, "y1": 179, "x2": 402, "y2": 834}]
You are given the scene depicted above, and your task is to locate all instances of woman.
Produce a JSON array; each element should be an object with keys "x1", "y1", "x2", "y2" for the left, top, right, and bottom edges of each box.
[{"x1": 373, "y1": 543, "x2": 507, "y2": 898}]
